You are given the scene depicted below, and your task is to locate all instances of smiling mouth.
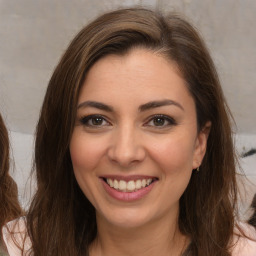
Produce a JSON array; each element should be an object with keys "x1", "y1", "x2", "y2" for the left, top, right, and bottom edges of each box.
[{"x1": 102, "y1": 177, "x2": 158, "y2": 193}]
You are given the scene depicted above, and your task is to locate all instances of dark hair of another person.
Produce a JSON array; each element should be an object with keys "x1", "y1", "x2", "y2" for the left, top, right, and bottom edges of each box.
[
  {"x1": 26, "y1": 7, "x2": 239, "y2": 256},
  {"x1": 0, "y1": 114, "x2": 23, "y2": 242},
  {"x1": 248, "y1": 194, "x2": 256, "y2": 228}
]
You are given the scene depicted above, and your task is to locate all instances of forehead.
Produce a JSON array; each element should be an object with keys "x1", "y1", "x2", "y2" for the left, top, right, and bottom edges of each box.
[{"x1": 79, "y1": 48, "x2": 194, "y2": 109}]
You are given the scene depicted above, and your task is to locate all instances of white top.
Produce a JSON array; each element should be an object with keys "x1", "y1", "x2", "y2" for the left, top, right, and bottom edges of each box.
[
  {"x1": 2, "y1": 217, "x2": 31, "y2": 256},
  {"x1": 2, "y1": 218, "x2": 256, "y2": 255},
  {"x1": 231, "y1": 222, "x2": 256, "y2": 256}
]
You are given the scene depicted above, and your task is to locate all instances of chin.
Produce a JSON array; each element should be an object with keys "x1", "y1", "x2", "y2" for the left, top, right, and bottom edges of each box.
[
  {"x1": 99, "y1": 208, "x2": 153, "y2": 229},
  {"x1": 110, "y1": 218, "x2": 149, "y2": 230}
]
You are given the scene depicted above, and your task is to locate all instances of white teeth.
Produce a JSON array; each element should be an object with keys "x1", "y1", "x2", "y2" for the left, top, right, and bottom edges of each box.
[
  {"x1": 105, "y1": 178, "x2": 154, "y2": 192},
  {"x1": 113, "y1": 179, "x2": 119, "y2": 189},
  {"x1": 119, "y1": 180, "x2": 126, "y2": 190},
  {"x1": 141, "y1": 179, "x2": 146, "y2": 187},
  {"x1": 147, "y1": 179, "x2": 152, "y2": 185},
  {"x1": 107, "y1": 178, "x2": 114, "y2": 188},
  {"x1": 135, "y1": 180, "x2": 142, "y2": 190},
  {"x1": 127, "y1": 181, "x2": 136, "y2": 191}
]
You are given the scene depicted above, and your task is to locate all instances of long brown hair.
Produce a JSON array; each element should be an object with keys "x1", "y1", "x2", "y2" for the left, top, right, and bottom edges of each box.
[
  {"x1": 27, "y1": 7, "x2": 239, "y2": 256},
  {"x1": 0, "y1": 114, "x2": 23, "y2": 241}
]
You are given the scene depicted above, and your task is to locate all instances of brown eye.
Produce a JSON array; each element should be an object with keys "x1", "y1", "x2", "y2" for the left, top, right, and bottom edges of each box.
[
  {"x1": 145, "y1": 114, "x2": 177, "y2": 128},
  {"x1": 153, "y1": 117, "x2": 166, "y2": 126},
  {"x1": 80, "y1": 115, "x2": 110, "y2": 127},
  {"x1": 91, "y1": 116, "x2": 104, "y2": 125}
]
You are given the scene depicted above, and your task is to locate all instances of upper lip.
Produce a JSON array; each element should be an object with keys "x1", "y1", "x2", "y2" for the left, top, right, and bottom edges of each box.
[{"x1": 100, "y1": 175, "x2": 158, "y2": 182}]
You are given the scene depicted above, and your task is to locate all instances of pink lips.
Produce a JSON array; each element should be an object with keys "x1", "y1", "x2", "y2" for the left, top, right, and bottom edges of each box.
[{"x1": 100, "y1": 176, "x2": 157, "y2": 202}]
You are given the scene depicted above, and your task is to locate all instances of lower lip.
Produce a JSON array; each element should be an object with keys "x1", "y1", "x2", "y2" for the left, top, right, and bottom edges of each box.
[{"x1": 101, "y1": 179, "x2": 156, "y2": 202}]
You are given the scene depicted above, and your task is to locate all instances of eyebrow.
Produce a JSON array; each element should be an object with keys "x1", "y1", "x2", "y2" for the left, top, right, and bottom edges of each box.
[
  {"x1": 77, "y1": 99, "x2": 184, "y2": 112},
  {"x1": 139, "y1": 100, "x2": 184, "y2": 112},
  {"x1": 77, "y1": 101, "x2": 113, "y2": 112}
]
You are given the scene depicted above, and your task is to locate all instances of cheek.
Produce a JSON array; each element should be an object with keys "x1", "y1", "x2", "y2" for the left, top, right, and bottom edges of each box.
[
  {"x1": 69, "y1": 132, "x2": 107, "y2": 205},
  {"x1": 69, "y1": 132, "x2": 106, "y2": 172},
  {"x1": 149, "y1": 134, "x2": 196, "y2": 173},
  {"x1": 150, "y1": 136, "x2": 195, "y2": 202}
]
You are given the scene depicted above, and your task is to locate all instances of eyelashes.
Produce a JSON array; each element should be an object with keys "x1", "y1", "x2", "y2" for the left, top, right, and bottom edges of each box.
[
  {"x1": 144, "y1": 114, "x2": 177, "y2": 128},
  {"x1": 78, "y1": 114, "x2": 177, "y2": 129},
  {"x1": 79, "y1": 114, "x2": 110, "y2": 127}
]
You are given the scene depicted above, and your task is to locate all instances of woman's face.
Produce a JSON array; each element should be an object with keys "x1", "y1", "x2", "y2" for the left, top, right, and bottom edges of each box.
[{"x1": 70, "y1": 48, "x2": 209, "y2": 229}]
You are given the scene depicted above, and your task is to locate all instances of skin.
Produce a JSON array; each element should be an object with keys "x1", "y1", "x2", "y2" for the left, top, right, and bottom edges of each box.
[{"x1": 70, "y1": 48, "x2": 210, "y2": 256}]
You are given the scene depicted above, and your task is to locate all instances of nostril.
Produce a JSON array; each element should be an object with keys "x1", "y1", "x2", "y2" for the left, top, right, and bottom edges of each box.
[{"x1": 107, "y1": 146, "x2": 146, "y2": 167}]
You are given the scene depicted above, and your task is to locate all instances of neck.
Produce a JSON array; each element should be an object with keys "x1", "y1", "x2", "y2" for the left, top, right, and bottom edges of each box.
[{"x1": 90, "y1": 211, "x2": 189, "y2": 256}]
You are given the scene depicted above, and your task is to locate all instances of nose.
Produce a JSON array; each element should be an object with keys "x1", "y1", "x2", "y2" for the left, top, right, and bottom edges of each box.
[{"x1": 107, "y1": 125, "x2": 146, "y2": 168}]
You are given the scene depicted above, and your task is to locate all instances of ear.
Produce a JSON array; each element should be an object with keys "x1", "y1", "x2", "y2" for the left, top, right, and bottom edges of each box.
[{"x1": 192, "y1": 121, "x2": 211, "y2": 169}]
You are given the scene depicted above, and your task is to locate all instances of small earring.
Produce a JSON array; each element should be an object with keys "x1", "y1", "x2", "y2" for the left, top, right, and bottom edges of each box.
[{"x1": 197, "y1": 167, "x2": 200, "y2": 172}]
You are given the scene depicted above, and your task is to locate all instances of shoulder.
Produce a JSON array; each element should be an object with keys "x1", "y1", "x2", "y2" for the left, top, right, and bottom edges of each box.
[
  {"x1": 1, "y1": 217, "x2": 31, "y2": 256},
  {"x1": 231, "y1": 222, "x2": 256, "y2": 256}
]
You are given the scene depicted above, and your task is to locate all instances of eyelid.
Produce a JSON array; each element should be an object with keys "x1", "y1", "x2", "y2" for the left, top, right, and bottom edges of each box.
[
  {"x1": 143, "y1": 114, "x2": 177, "y2": 128},
  {"x1": 78, "y1": 114, "x2": 176, "y2": 129},
  {"x1": 79, "y1": 114, "x2": 112, "y2": 127}
]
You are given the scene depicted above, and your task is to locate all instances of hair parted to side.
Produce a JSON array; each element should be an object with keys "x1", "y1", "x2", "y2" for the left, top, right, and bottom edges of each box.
[
  {"x1": 0, "y1": 114, "x2": 23, "y2": 242},
  {"x1": 27, "y1": 7, "x2": 239, "y2": 256}
]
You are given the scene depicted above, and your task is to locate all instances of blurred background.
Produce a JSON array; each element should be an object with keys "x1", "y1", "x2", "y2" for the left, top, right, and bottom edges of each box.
[{"x1": 0, "y1": 0, "x2": 255, "y2": 215}]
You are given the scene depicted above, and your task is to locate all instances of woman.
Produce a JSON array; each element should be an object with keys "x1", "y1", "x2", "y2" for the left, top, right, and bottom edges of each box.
[
  {"x1": 3, "y1": 7, "x2": 256, "y2": 256},
  {"x1": 0, "y1": 114, "x2": 23, "y2": 255}
]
